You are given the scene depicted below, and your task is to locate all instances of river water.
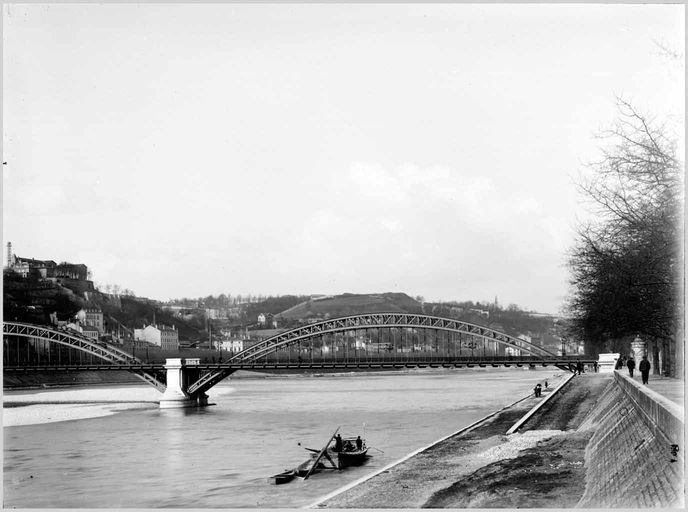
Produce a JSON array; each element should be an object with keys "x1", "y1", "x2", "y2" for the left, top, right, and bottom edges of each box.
[{"x1": 4, "y1": 368, "x2": 563, "y2": 508}]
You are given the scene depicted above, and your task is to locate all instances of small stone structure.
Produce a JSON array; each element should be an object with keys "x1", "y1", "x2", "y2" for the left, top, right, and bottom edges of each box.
[{"x1": 597, "y1": 353, "x2": 620, "y2": 373}]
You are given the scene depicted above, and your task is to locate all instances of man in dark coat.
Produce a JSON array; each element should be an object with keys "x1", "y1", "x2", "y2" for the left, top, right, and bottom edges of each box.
[
  {"x1": 639, "y1": 356, "x2": 651, "y2": 385},
  {"x1": 627, "y1": 357, "x2": 636, "y2": 377}
]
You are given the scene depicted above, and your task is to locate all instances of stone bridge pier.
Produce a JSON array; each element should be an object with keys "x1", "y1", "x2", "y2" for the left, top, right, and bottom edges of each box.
[{"x1": 159, "y1": 358, "x2": 209, "y2": 409}]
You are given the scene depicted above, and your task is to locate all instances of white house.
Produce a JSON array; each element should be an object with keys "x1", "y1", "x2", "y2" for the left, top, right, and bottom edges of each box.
[
  {"x1": 134, "y1": 324, "x2": 179, "y2": 350},
  {"x1": 81, "y1": 325, "x2": 100, "y2": 340},
  {"x1": 214, "y1": 339, "x2": 244, "y2": 353},
  {"x1": 84, "y1": 308, "x2": 104, "y2": 333}
]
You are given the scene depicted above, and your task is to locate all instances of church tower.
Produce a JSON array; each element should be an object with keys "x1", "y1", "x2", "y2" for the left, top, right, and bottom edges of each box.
[{"x1": 6, "y1": 242, "x2": 13, "y2": 268}]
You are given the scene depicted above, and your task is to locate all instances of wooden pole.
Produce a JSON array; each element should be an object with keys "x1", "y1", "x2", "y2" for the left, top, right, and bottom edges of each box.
[{"x1": 303, "y1": 427, "x2": 340, "y2": 480}]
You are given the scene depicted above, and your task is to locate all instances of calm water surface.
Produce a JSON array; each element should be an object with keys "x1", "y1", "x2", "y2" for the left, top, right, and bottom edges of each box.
[{"x1": 4, "y1": 368, "x2": 562, "y2": 508}]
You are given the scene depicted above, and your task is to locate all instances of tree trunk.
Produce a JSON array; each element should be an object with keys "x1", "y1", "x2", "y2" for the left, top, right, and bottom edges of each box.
[{"x1": 651, "y1": 339, "x2": 661, "y2": 375}]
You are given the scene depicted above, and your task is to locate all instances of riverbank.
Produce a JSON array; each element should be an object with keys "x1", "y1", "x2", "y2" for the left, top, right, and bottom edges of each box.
[
  {"x1": 314, "y1": 373, "x2": 610, "y2": 508},
  {"x1": 3, "y1": 366, "x2": 526, "y2": 390}
]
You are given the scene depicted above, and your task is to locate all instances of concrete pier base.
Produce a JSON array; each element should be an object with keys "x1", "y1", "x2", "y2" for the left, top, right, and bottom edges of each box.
[
  {"x1": 159, "y1": 393, "x2": 196, "y2": 409},
  {"x1": 159, "y1": 358, "x2": 197, "y2": 409}
]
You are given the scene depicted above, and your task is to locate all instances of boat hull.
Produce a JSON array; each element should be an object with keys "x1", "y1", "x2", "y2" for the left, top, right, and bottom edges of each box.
[
  {"x1": 267, "y1": 471, "x2": 296, "y2": 485},
  {"x1": 336, "y1": 449, "x2": 369, "y2": 468}
]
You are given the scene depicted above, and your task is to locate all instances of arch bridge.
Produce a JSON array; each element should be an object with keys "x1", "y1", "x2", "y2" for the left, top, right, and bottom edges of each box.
[{"x1": 4, "y1": 314, "x2": 593, "y2": 408}]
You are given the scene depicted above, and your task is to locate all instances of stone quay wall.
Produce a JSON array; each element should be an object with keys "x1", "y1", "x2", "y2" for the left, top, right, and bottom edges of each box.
[{"x1": 577, "y1": 371, "x2": 684, "y2": 508}]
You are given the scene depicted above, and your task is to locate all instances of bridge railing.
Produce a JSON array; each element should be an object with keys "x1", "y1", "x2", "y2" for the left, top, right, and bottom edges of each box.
[{"x1": 229, "y1": 349, "x2": 591, "y2": 365}]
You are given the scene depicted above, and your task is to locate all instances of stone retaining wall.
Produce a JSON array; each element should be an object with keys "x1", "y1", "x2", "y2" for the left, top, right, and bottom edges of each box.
[
  {"x1": 577, "y1": 372, "x2": 684, "y2": 508},
  {"x1": 612, "y1": 371, "x2": 683, "y2": 446}
]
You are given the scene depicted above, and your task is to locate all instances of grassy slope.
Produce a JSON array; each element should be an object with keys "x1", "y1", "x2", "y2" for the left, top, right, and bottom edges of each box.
[{"x1": 276, "y1": 292, "x2": 423, "y2": 320}]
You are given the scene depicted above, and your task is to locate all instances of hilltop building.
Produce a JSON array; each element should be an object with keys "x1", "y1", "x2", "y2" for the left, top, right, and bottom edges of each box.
[
  {"x1": 5, "y1": 242, "x2": 89, "y2": 281},
  {"x1": 53, "y1": 263, "x2": 88, "y2": 280}
]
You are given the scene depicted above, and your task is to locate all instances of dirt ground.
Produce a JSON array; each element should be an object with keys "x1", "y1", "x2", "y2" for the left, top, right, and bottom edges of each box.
[{"x1": 316, "y1": 373, "x2": 611, "y2": 509}]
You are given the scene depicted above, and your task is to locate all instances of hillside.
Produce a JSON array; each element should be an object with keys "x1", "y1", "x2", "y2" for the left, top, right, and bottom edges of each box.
[
  {"x1": 99, "y1": 296, "x2": 206, "y2": 341},
  {"x1": 3, "y1": 270, "x2": 207, "y2": 341},
  {"x1": 276, "y1": 292, "x2": 423, "y2": 321},
  {"x1": 3, "y1": 272, "x2": 86, "y2": 324}
]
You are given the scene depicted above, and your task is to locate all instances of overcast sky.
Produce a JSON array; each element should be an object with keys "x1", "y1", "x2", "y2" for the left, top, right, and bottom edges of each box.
[{"x1": 3, "y1": 4, "x2": 684, "y2": 313}]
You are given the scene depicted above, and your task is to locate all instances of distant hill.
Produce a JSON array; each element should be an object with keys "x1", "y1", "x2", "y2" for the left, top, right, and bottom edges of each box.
[{"x1": 276, "y1": 292, "x2": 423, "y2": 321}]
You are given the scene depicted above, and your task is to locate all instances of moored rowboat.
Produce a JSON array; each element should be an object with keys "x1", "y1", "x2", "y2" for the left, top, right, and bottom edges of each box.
[
  {"x1": 268, "y1": 427, "x2": 372, "y2": 484},
  {"x1": 335, "y1": 445, "x2": 368, "y2": 467},
  {"x1": 331, "y1": 436, "x2": 369, "y2": 468}
]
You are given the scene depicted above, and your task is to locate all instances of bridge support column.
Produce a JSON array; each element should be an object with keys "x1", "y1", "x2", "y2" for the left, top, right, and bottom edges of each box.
[{"x1": 159, "y1": 358, "x2": 195, "y2": 409}]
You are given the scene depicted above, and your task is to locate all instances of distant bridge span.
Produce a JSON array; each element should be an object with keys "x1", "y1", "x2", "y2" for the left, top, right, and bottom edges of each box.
[
  {"x1": 186, "y1": 312, "x2": 559, "y2": 395},
  {"x1": 235, "y1": 313, "x2": 558, "y2": 359}
]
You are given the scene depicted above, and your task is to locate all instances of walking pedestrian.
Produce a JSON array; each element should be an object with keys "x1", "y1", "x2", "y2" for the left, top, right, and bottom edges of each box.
[
  {"x1": 639, "y1": 356, "x2": 651, "y2": 385},
  {"x1": 576, "y1": 360, "x2": 584, "y2": 375},
  {"x1": 627, "y1": 357, "x2": 636, "y2": 377},
  {"x1": 593, "y1": 361, "x2": 598, "y2": 373}
]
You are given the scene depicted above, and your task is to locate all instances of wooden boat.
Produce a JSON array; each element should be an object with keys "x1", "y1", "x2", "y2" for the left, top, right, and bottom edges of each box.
[
  {"x1": 331, "y1": 437, "x2": 369, "y2": 468},
  {"x1": 267, "y1": 470, "x2": 296, "y2": 485},
  {"x1": 271, "y1": 427, "x2": 371, "y2": 484},
  {"x1": 294, "y1": 459, "x2": 313, "y2": 478}
]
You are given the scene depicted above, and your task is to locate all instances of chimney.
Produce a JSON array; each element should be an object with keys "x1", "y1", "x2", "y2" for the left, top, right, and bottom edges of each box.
[{"x1": 6, "y1": 242, "x2": 12, "y2": 267}]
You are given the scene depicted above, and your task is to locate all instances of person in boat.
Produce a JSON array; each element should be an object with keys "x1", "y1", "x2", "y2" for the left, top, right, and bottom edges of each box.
[
  {"x1": 333, "y1": 434, "x2": 343, "y2": 452},
  {"x1": 343, "y1": 440, "x2": 354, "y2": 451},
  {"x1": 356, "y1": 436, "x2": 363, "y2": 450}
]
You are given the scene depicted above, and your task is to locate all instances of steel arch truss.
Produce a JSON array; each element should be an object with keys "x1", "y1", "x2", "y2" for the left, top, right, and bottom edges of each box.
[
  {"x1": 186, "y1": 368, "x2": 236, "y2": 397},
  {"x1": 3, "y1": 322, "x2": 166, "y2": 391},
  {"x1": 232, "y1": 313, "x2": 558, "y2": 362}
]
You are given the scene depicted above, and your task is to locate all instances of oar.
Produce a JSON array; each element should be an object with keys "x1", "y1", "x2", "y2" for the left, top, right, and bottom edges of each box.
[
  {"x1": 369, "y1": 447, "x2": 385, "y2": 454},
  {"x1": 303, "y1": 426, "x2": 340, "y2": 480},
  {"x1": 298, "y1": 443, "x2": 324, "y2": 454}
]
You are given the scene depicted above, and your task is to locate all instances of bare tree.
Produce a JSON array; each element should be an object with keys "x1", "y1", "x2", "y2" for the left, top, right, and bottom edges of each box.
[{"x1": 567, "y1": 99, "x2": 682, "y2": 376}]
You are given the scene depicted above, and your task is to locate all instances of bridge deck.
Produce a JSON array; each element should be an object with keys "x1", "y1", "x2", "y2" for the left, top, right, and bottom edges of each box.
[{"x1": 4, "y1": 358, "x2": 595, "y2": 372}]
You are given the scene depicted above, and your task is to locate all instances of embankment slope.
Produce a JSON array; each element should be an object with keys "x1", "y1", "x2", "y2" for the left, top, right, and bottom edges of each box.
[
  {"x1": 317, "y1": 372, "x2": 684, "y2": 508},
  {"x1": 317, "y1": 374, "x2": 609, "y2": 508}
]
